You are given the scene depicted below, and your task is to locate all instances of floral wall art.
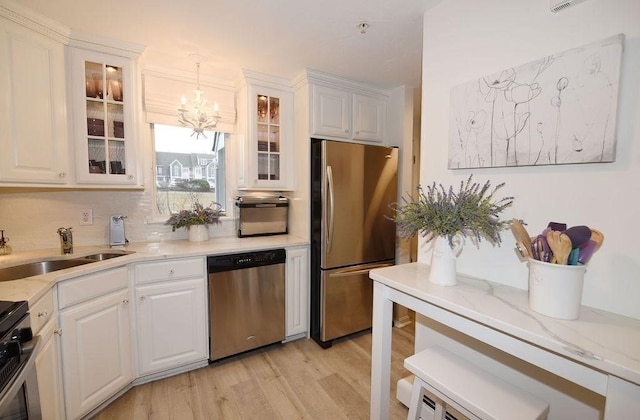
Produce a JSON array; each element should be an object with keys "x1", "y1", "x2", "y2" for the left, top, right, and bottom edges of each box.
[{"x1": 448, "y1": 34, "x2": 623, "y2": 169}]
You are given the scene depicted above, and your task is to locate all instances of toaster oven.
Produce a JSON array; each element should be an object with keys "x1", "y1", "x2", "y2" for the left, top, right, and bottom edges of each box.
[{"x1": 235, "y1": 196, "x2": 289, "y2": 237}]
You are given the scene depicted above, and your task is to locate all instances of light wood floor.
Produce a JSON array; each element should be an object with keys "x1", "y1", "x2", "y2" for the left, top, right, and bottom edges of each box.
[{"x1": 94, "y1": 324, "x2": 414, "y2": 419}]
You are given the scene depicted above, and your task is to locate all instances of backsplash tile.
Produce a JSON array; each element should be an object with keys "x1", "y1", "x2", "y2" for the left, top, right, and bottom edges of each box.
[{"x1": 0, "y1": 190, "x2": 235, "y2": 252}]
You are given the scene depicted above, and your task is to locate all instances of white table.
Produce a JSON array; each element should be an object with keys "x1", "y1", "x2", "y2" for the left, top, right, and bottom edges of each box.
[{"x1": 369, "y1": 263, "x2": 640, "y2": 420}]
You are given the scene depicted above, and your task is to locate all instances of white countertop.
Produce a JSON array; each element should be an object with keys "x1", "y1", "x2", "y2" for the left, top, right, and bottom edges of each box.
[
  {"x1": 0, "y1": 234, "x2": 308, "y2": 305},
  {"x1": 370, "y1": 262, "x2": 640, "y2": 387}
]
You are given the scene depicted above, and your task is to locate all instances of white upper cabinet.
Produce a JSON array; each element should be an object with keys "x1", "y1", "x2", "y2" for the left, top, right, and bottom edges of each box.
[
  {"x1": 352, "y1": 93, "x2": 386, "y2": 143},
  {"x1": 310, "y1": 75, "x2": 387, "y2": 143},
  {"x1": 68, "y1": 36, "x2": 143, "y2": 187},
  {"x1": 0, "y1": 15, "x2": 69, "y2": 184},
  {"x1": 237, "y1": 71, "x2": 294, "y2": 190},
  {"x1": 311, "y1": 85, "x2": 351, "y2": 139},
  {"x1": 0, "y1": 3, "x2": 145, "y2": 188}
]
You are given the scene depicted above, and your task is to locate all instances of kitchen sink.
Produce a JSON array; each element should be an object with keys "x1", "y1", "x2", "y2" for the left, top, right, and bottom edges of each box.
[
  {"x1": 81, "y1": 251, "x2": 134, "y2": 261},
  {"x1": 0, "y1": 251, "x2": 135, "y2": 282},
  {"x1": 0, "y1": 259, "x2": 93, "y2": 282}
]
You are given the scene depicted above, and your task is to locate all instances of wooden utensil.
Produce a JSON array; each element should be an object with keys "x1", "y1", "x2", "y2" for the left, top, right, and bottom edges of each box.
[
  {"x1": 510, "y1": 219, "x2": 532, "y2": 259},
  {"x1": 546, "y1": 231, "x2": 572, "y2": 264},
  {"x1": 590, "y1": 228, "x2": 604, "y2": 251}
]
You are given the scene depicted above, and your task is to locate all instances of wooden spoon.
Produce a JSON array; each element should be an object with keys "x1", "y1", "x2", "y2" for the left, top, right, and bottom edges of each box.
[
  {"x1": 510, "y1": 219, "x2": 532, "y2": 259},
  {"x1": 546, "y1": 231, "x2": 572, "y2": 264},
  {"x1": 590, "y1": 228, "x2": 604, "y2": 251}
]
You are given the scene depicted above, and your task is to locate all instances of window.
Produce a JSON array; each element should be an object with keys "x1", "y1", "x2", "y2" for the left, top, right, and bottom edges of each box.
[{"x1": 153, "y1": 124, "x2": 226, "y2": 217}]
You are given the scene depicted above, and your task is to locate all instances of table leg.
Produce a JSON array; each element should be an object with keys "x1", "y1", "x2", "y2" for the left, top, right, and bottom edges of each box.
[
  {"x1": 604, "y1": 375, "x2": 640, "y2": 419},
  {"x1": 371, "y1": 281, "x2": 393, "y2": 420}
]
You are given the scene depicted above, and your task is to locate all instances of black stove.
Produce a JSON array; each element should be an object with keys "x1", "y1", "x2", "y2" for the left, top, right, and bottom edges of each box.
[{"x1": 0, "y1": 300, "x2": 29, "y2": 392}]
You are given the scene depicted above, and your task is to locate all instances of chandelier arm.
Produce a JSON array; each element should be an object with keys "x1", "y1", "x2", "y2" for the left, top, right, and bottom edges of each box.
[{"x1": 178, "y1": 58, "x2": 220, "y2": 137}]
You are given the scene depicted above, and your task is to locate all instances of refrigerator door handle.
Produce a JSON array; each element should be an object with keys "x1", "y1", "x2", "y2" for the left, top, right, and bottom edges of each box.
[
  {"x1": 326, "y1": 165, "x2": 335, "y2": 252},
  {"x1": 328, "y1": 262, "x2": 394, "y2": 278}
]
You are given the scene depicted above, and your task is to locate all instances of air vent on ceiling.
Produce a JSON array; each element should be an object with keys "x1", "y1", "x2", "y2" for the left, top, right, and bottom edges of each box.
[{"x1": 550, "y1": 0, "x2": 587, "y2": 12}]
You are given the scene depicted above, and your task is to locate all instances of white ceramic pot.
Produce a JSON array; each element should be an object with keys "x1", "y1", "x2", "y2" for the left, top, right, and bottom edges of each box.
[
  {"x1": 428, "y1": 234, "x2": 464, "y2": 286},
  {"x1": 188, "y1": 224, "x2": 209, "y2": 242}
]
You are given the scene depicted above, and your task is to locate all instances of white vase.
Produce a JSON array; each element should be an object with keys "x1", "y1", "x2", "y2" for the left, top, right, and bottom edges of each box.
[
  {"x1": 188, "y1": 224, "x2": 209, "y2": 242},
  {"x1": 428, "y1": 234, "x2": 464, "y2": 286}
]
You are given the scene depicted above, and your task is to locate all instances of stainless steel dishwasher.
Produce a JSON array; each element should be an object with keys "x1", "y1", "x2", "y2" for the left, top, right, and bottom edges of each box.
[{"x1": 207, "y1": 249, "x2": 286, "y2": 361}]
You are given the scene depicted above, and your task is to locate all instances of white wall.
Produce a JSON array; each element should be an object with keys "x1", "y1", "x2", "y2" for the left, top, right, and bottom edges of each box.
[{"x1": 420, "y1": 0, "x2": 640, "y2": 320}]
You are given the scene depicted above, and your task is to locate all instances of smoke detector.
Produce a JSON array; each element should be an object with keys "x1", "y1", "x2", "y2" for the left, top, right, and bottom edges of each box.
[
  {"x1": 357, "y1": 21, "x2": 370, "y2": 34},
  {"x1": 550, "y1": 0, "x2": 587, "y2": 13}
]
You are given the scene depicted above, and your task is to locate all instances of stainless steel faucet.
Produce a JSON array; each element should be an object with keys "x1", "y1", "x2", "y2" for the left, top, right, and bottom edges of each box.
[
  {"x1": 0, "y1": 230, "x2": 10, "y2": 255},
  {"x1": 57, "y1": 227, "x2": 73, "y2": 255}
]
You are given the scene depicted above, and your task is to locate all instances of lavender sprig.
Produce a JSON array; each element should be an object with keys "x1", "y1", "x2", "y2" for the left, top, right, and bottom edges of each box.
[
  {"x1": 165, "y1": 201, "x2": 223, "y2": 231},
  {"x1": 392, "y1": 175, "x2": 514, "y2": 247}
]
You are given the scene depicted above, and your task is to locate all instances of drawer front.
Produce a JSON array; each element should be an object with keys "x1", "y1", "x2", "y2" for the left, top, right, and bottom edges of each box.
[
  {"x1": 134, "y1": 257, "x2": 205, "y2": 284},
  {"x1": 31, "y1": 288, "x2": 55, "y2": 335},
  {"x1": 58, "y1": 266, "x2": 128, "y2": 309}
]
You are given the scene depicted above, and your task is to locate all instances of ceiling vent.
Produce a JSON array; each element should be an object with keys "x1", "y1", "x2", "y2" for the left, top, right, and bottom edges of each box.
[{"x1": 550, "y1": 0, "x2": 587, "y2": 12}]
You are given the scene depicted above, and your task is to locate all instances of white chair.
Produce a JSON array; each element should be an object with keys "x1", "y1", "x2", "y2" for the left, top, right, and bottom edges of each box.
[{"x1": 404, "y1": 346, "x2": 549, "y2": 420}]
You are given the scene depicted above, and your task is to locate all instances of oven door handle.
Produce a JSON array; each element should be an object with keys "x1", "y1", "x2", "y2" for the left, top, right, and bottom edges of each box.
[{"x1": 0, "y1": 335, "x2": 42, "y2": 413}]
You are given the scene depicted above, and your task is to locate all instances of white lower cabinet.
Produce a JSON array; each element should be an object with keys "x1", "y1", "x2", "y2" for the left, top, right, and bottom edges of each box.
[
  {"x1": 286, "y1": 246, "x2": 309, "y2": 337},
  {"x1": 32, "y1": 289, "x2": 64, "y2": 420},
  {"x1": 134, "y1": 257, "x2": 208, "y2": 376},
  {"x1": 58, "y1": 267, "x2": 133, "y2": 419}
]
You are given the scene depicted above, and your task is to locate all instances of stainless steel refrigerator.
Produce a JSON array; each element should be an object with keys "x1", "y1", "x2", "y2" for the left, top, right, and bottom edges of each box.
[{"x1": 310, "y1": 139, "x2": 398, "y2": 348}]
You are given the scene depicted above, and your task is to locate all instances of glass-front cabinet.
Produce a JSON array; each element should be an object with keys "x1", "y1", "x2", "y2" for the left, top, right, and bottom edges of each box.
[
  {"x1": 70, "y1": 48, "x2": 139, "y2": 186},
  {"x1": 239, "y1": 79, "x2": 293, "y2": 190},
  {"x1": 257, "y1": 93, "x2": 281, "y2": 181}
]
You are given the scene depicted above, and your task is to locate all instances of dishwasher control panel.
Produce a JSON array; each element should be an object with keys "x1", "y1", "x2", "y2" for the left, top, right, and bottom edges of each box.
[{"x1": 207, "y1": 249, "x2": 286, "y2": 273}]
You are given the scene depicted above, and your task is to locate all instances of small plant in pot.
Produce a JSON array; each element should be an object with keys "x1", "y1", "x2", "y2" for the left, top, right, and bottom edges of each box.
[
  {"x1": 165, "y1": 201, "x2": 223, "y2": 241},
  {"x1": 392, "y1": 175, "x2": 513, "y2": 286}
]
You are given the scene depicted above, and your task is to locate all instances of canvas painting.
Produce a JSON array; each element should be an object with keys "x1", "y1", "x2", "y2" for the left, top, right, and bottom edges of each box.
[{"x1": 448, "y1": 34, "x2": 623, "y2": 169}]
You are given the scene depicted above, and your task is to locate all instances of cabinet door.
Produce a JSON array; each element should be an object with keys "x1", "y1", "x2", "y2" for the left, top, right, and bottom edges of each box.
[
  {"x1": 286, "y1": 246, "x2": 309, "y2": 337},
  {"x1": 35, "y1": 319, "x2": 65, "y2": 420},
  {"x1": 352, "y1": 93, "x2": 386, "y2": 142},
  {"x1": 136, "y1": 277, "x2": 207, "y2": 375},
  {"x1": 244, "y1": 84, "x2": 293, "y2": 190},
  {"x1": 311, "y1": 85, "x2": 351, "y2": 139},
  {"x1": 59, "y1": 288, "x2": 133, "y2": 419},
  {"x1": 69, "y1": 48, "x2": 139, "y2": 186},
  {"x1": 0, "y1": 17, "x2": 68, "y2": 184}
]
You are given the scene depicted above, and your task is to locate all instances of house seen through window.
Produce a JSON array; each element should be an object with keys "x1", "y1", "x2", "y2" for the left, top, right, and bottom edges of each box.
[{"x1": 153, "y1": 124, "x2": 226, "y2": 217}]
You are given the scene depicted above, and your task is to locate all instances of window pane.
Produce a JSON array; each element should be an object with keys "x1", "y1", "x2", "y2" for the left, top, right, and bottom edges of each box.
[{"x1": 153, "y1": 124, "x2": 226, "y2": 217}]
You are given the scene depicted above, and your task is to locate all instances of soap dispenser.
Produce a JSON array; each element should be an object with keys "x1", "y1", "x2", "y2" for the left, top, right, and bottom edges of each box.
[
  {"x1": 109, "y1": 215, "x2": 127, "y2": 247},
  {"x1": 0, "y1": 230, "x2": 11, "y2": 255}
]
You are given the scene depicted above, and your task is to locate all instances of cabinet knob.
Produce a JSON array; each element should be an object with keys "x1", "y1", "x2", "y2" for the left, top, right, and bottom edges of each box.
[
  {"x1": 59, "y1": 172, "x2": 66, "y2": 178},
  {"x1": 168, "y1": 269, "x2": 175, "y2": 275},
  {"x1": 128, "y1": 175, "x2": 134, "y2": 180},
  {"x1": 122, "y1": 298, "x2": 129, "y2": 304},
  {"x1": 54, "y1": 329, "x2": 62, "y2": 336},
  {"x1": 139, "y1": 296, "x2": 145, "y2": 301},
  {"x1": 37, "y1": 310, "x2": 49, "y2": 319}
]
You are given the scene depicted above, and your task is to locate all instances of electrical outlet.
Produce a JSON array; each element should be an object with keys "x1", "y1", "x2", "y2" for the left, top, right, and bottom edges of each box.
[{"x1": 80, "y1": 208, "x2": 93, "y2": 225}]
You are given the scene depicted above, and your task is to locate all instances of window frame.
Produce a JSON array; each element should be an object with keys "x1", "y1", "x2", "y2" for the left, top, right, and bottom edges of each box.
[{"x1": 150, "y1": 123, "x2": 230, "y2": 224}]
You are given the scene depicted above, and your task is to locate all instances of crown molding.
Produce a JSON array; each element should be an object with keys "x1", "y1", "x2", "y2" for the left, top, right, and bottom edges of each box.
[
  {"x1": 69, "y1": 29, "x2": 145, "y2": 59},
  {"x1": 304, "y1": 68, "x2": 389, "y2": 98},
  {"x1": 239, "y1": 69, "x2": 294, "y2": 91},
  {"x1": 144, "y1": 65, "x2": 236, "y2": 92},
  {"x1": 0, "y1": 0, "x2": 70, "y2": 44}
]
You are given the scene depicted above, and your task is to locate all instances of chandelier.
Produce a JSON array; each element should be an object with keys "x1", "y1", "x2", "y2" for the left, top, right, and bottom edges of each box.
[{"x1": 178, "y1": 59, "x2": 220, "y2": 139}]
